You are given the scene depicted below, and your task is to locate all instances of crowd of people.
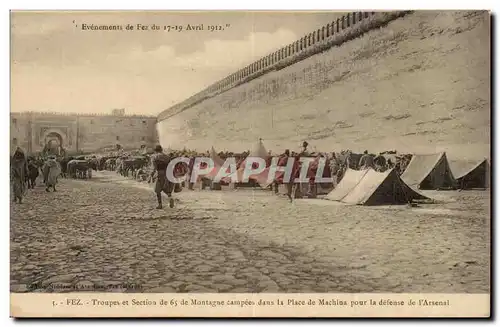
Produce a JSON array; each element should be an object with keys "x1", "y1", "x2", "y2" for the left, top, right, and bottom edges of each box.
[
  {"x1": 10, "y1": 141, "x2": 413, "y2": 207},
  {"x1": 10, "y1": 148, "x2": 62, "y2": 204},
  {"x1": 89, "y1": 141, "x2": 413, "y2": 205}
]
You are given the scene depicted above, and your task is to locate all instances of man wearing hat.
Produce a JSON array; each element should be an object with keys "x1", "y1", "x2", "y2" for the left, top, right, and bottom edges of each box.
[
  {"x1": 299, "y1": 141, "x2": 310, "y2": 156},
  {"x1": 358, "y1": 150, "x2": 375, "y2": 170},
  {"x1": 151, "y1": 145, "x2": 175, "y2": 209}
]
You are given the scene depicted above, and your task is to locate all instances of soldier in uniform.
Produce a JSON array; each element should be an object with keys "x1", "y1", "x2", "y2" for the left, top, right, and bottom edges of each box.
[
  {"x1": 358, "y1": 150, "x2": 375, "y2": 170},
  {"x1": 151, "y1": 145, "x2": 175, "y2": 209},
  {"x1": 299, "y1": 141, "x2": 310, "y2": 156}
]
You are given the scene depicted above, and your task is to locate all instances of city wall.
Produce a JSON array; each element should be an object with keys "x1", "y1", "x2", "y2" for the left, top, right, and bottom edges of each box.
[
  {"x1": 156, "y1": 11, "x2": 490, "y2": 160},
  {"x1": 10, "y1": 111, "x2": 158, "y2": 154}
]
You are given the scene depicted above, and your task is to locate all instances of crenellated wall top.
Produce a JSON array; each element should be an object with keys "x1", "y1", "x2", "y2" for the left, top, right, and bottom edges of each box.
[
  {"x1": 10, "y1": 111, "x2": 158, "y2": 119},
  {"x1": 157, "y1": 11, "x2": 411, "y2": 122}
]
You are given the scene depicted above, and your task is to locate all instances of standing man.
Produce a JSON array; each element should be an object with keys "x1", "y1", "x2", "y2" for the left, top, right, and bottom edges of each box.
[
  {"x1": 296, "y1": 141, "x2": 311, "y2": 198},
  {"x1": 43, "y1": 155, "x2": 61, "y2": 192},
  {"x1": 287, "y1": 153, "x2": 302, "y2": 202},
  {"x1": 59, "y1": 156, "x2": 70, "y2": 178},
  {"x1": 11, "y1": 147, "x2": 28, "y2": 204},
  {"x1": 273, "y1": 149, "x2": 290, "y2": 194},
  {"x1": 26, "y1": 158, "x2": 39, "y2": 189},
  {"x1": 187, "y1": 156, "x2": 196, "y2": 190},
  {"x1": 300, "y1": 141, "x2": 310, "y2": 156},
  {"x1": 358, "y1": 150, "x2": 375, "y2": 170},
  {"x1": 152, "y1": 145, "x2": 175, "y2": 209}
]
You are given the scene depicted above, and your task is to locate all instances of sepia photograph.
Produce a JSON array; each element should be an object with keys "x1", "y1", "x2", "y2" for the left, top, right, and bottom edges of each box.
[{"x1": 9, "y1": 9, "x2": 491, "y2": 318}]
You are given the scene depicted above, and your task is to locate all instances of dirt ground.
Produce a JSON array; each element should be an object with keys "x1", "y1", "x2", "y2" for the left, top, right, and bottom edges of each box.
[
  {"x1": 180, "y1": 181, "x2": 491, "y2": 293},
  {"x1": 10, "y1": 171, "x2": 490, "y2": 293}
]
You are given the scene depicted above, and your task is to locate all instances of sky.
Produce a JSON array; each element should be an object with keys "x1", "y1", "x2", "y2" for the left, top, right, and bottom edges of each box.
[{"x1": 11, "y1": 10, "x2": 344, "y2": 116}]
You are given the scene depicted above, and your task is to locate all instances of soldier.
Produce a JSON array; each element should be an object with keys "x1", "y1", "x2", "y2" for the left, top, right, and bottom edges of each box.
[
  {"x1": 287, "y1": 153, "x2": 302, "y2": 202},
  {"x1": 272, "y1": 149, "x2": 290, "y2": 194},
  {"x1": 151, "y1": 145, "x2": 175, "y2": 209},
  {"x1": 358, "y1": 150, "x2": 375, "y2": 170},
  {"x1": 300, "y1": 141, "x2": 310, "y2": 156}
]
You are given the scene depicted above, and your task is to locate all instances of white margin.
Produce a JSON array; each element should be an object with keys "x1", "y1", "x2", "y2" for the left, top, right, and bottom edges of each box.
[{"x1": 3, "y1": 1, "x2": 496, "y2": 326}]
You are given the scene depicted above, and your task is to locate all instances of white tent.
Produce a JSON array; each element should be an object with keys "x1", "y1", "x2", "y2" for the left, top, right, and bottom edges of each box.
[{"x1": 326, "y1": 168, "x2": 429, "y2": 205}]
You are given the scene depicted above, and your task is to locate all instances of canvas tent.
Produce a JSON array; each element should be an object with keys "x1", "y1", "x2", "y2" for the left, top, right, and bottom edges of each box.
[
  {"x1": 326, "y1": 168, "x2": 428, "y2": 205},
  {"x1": 449, "y1": 158, "x2": 490, "y2": 189},
  {"x1": 235, "y1": 139, "x2": 271, "y2": 187},
  {"x1": 249, "y1": 139, "x2": 269, "y2": 158},
  {"x1": 210, "y1": 146, "x2": 225, "y2": 167},
  {"x1": 400, "y1": 152, "x2": 456, "y2": 190},
  {"x1": 203, "y1": 146, "x2": 233, "y2": 183}
]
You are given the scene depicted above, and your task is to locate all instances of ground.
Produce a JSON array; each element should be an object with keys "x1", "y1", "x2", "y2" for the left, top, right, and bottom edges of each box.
[{"x1": 10, "y1": 171, "x2": 490, "y2": 293}]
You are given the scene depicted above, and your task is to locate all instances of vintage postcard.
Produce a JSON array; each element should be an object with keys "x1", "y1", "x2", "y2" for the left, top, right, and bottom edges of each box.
[{"x1": 9, "y1": 10, "x2": 491, "y2": 318}]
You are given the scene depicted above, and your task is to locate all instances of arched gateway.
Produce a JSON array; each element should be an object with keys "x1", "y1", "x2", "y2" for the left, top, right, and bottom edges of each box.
[{"x1": 41, "y1": 129, "x2": 67, "y2": 156}]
